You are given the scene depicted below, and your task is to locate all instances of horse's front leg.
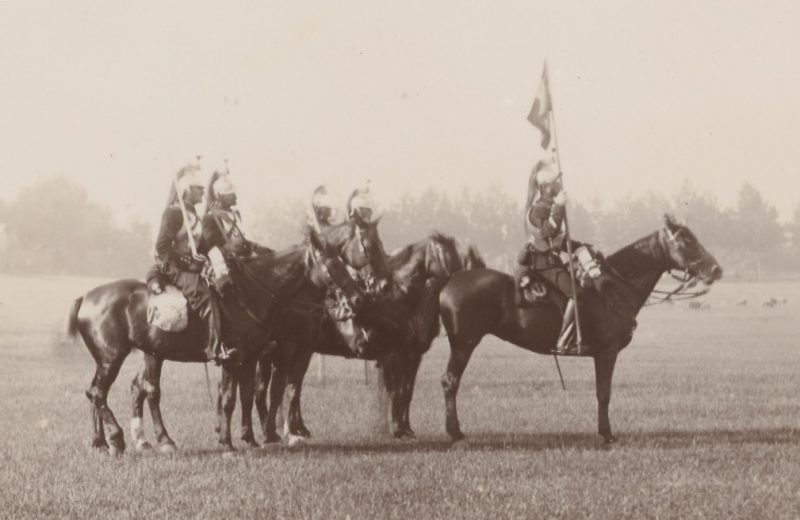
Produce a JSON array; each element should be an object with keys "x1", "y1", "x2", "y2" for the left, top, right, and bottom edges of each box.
[
  {"x1": 237, "y1": 360, "x2": 259, "y2": 448},
  {"x1": 218, "y1": 366, "x2": 237, "y2": 451},
  {"x1": 254, "y1": 355, "x2": 272, "y2": 442},
  {"x1": 264, "y1": 358, "x2": 289, "y2": 444},
  {"x1": 285, "y1": 348, "x2": 314, "y2": 439},
  {"x1": 593, "y1": 345, "x2": 620, "y2": 444}
]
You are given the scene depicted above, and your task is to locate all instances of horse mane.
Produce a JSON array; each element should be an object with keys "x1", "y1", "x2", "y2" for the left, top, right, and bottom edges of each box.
[
  {"x1": 389, "y1": 231, "x2": 461, "y2": 293},
  {"x1": 605, "y1": 230, "x2": 663, "y2": 278}
]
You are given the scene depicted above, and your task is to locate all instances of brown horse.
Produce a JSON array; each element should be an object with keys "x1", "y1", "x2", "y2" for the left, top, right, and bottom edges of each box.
[
  {"x1": 439, "y1": 215, "x2": 723, "y2": 444},
  {"x1": 250, "y1": 232, "x2": 481, "y2": 443},
  {"x1": 64, "y1": 228, "x2": 365, "y2": 455},
  {"x1": 216, "y1": 215, "x2": 396, "y2": 448}
]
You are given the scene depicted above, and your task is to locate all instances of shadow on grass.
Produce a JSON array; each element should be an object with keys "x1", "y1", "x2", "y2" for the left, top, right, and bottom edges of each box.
[{"x1": 172, "y1": 427, "x2": 800, "y2": 458}]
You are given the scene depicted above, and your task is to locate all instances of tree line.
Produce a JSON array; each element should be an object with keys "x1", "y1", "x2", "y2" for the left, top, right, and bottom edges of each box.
[{"x1": 1, "y1": 176, "x2": 797, "y2": 279}]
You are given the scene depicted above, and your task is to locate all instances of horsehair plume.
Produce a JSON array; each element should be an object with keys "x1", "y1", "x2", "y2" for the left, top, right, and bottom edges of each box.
[
  {"x1": 165, "y1": 163, "x2": 199, "y2": 207},
  {"x1": 205, "y1": 169, "x2": 224, "y2": 212}
]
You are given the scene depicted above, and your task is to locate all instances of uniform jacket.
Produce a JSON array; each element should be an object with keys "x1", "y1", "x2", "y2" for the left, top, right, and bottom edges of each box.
[{"x1": 154, "y1": 204, "x2": 204, "y2": 272}]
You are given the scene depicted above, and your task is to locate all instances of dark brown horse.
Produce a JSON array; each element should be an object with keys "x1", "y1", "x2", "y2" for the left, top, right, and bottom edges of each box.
[
  {"x1": 216, "y1": 215, "x2": 396, "y2": 448},
  {"x1": 439, "y1": 215, "x2": 723, "y2": 444},
  {"x1": 64, "y1": 228, "x2": 365, "y2": 455},
  {"x1": 251, "y1": 232, "x2": 481, "y2": 443}
]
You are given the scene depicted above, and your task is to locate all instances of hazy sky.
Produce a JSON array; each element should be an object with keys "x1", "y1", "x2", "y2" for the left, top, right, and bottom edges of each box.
[{"x1": 1, "y1": 1, "x2": 799, "y2": 229}]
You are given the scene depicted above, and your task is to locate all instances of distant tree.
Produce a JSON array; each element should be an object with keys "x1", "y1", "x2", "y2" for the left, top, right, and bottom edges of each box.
[
  {"x1": 731, "y1": 182, "x2": 783, "y2": 252},
  {"x1": 3, "y1": 176, "x2": 152, "y2": 276},
  {"x1": 247, "y1": 197, "x2": 307, "y2": 250},
  {"x1": 670, "y1": 179, "x2": 728, "y2": 248},
  {"x1": 597, "y1": 191, "x2": 670, "y2": 251}
]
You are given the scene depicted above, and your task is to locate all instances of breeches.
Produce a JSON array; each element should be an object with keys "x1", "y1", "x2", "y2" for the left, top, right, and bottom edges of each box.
[{"x1": 170, "y1": 269, "x2": 212, "y2": 315}]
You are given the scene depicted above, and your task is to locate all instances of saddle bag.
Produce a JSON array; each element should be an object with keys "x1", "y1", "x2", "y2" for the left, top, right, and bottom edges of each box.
[{"x1": 147, "y1": 285, "x2": 189, "y2": 332}]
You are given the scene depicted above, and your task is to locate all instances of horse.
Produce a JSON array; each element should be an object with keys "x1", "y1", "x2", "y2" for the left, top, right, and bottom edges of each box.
[
  {"x1": 64, "y1": 227, "x2": 366, "y2": 455},
  {"x1": 250, "y1": 232, "x2": 481, "y2": 443},
  {"x1": 439, "y1": 214, "x2": 723, "y2": 444},
  {"x1": 216, "y1": 214, "x2": 397, "y2": 448}
]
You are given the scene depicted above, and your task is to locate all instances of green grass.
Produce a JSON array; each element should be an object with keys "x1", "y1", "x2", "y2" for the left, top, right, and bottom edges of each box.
[{"x1": 1, "y1": 275, "x2": 799, "y2": 519}]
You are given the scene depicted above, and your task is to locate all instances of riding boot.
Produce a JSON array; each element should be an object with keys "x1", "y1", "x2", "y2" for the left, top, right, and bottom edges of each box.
[
  {"x1": 201, "y1": 299, "x2": 239, "y2": 364},
  {"x1": 553, "y1": 298, "x2": 578, "y2": 354}
]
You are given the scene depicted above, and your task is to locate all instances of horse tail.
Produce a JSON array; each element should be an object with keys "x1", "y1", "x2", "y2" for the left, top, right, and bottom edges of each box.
[{"x1": 64, "y1": 296, "x2": 83, "y2": 341}]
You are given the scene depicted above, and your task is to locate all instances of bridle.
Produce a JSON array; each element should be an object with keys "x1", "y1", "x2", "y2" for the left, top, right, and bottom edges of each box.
[
  {"x1": 645, "y1": 227, "x2": 710, "y2": 306},
  {"x1": 349, "y1": 223, "x2": 389, "y2": 296}
]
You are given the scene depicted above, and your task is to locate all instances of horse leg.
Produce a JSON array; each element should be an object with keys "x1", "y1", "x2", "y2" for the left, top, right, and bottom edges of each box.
[
  {"x1": 218, "y1": 366, "x2": 238, "y2": 451},
  {"x1": 89, "y1": 396, "x2": 107, "y2": 452},
  {"x1": 254, "y1": 356, "x2": 271, "y2": 442},
  {"x1": 398, "y1": 353, "x2": 422, "y2": 439},
  {"x1": 138, "y1": 355, "x2": 177, "y2": 453},
  {"x1": 238, "y1": 360, "x2": 259, "y2": 448},
  {"x1": 594, "y1": 345, "x2": 620, "y2": 444},
  {"x1": 264, "y1": 360, "x2": 288, "y2": 444},
  {"x1": 285, "y1": 349, "x2": 314, "y2": 439},
  {"x1": 130, "y1": 365, "x2": 151, "y2": 452},
  {"x1": 440, "y1": 335, "x2": 479, "y2": 442},
  {"x1": 86, "y1": 358, "x2": 127, "y2": 455}
]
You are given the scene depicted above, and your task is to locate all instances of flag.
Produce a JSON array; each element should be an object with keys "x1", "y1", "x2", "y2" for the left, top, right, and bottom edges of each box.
[{"x1": 527, "y1": 63, "x2": 552, "y2": 149}]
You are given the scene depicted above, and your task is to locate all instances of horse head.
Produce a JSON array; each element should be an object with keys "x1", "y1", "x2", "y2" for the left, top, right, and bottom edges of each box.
[
  {"x1": 336, "y1": 213, "x2": 392, "y2": 297},
  {"x1": 305, "y1": 227, "x2": 365, "y2": 314},
  {"x1": 660, "y1": 214, "x2": 723, "y2": 285}
]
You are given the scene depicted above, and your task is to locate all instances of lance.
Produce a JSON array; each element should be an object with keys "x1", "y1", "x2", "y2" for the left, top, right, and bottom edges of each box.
[{"x1": 544, "y1": 65, "x2": 585, "y2": 353}]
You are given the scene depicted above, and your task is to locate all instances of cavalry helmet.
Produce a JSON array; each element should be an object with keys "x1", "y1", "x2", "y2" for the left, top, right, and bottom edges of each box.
[{"x1": 211, "y1": 172, "x2": 236, "y2": 196}]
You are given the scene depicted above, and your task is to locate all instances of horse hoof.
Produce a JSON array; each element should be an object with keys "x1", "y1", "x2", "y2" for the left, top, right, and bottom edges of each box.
[
  {"x1": 244, "y1": 439, "x2": 261, "y2": 449},
  {"x1": 263, "y1": 433, "x2": 281, "y2": 444},
  {"x1": 450, "y1": 438, "x2": 469, "y2": 451},
  {"x1": 448, "y1": 430, "x2": 465, "y2": 443},
  {"x1": 602, "y1": 435, "x2": 618, "y2": 447},
  {"x1": 134, "y1": 441, "x2": 153, "y2": 452},
  {"x1": 287, "y1": 434, "x2": 306, "y2": 448},
  {"x1": 107, "y1": 445, "x2": 123, "y2": 457},
  {"x1": 159, "y1": 442, "x2": 177, "y2": 455}
]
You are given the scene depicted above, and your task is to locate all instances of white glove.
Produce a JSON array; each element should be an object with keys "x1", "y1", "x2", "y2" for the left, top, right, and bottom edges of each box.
[{"x1": 553, "y1": 191, "x2": 568, "y2": 205}]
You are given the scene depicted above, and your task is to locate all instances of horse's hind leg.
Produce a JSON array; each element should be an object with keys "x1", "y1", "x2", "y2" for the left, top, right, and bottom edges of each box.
[
  {"x1": 89, "y1": 397, "x2": 107, "y2": 452},
  {"x1": 139, "y1": 354, "x2": 176, "y2": 453},
  {"x1": 440, "y1": 334, "x2": 479, "y2": 442},
  {"x1": 86, "y1": 358, "x2": 127, "y2": 455}
]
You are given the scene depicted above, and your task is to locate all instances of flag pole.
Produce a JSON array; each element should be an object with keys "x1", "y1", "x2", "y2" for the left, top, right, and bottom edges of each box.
[{"x1": 545, "y1": 64, "x2": 585, "y2": 353}]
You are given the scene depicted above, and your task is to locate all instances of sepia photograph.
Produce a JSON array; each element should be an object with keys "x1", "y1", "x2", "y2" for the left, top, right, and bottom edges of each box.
[{"x1": 1, "y1": 1, "x2": 798, "y2": 518}]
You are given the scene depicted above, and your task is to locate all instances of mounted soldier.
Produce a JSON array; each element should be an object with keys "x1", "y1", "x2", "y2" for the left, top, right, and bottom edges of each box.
[
  {"x1": 145, "y1": 162, "x2": 233, "y2": 364},
  {"x1": 515, "y1": 160, "x2": 612, "y2": 354},
  {"x1": 202, "y1": 168, "x2": 271, "y2": 290}
]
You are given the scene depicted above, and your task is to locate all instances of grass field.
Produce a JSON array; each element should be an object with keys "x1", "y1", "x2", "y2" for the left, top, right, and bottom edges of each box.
[{"x1": 1, "y1": 274, "x2": 799, "y2": 519}]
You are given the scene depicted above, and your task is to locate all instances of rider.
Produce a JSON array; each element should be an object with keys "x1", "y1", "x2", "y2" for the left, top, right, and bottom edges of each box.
[
  {"x1": 516, "y1": 160, "x2": 611, "y2": 354},
  {"x1": 145, "y1": 163, "x2": 231, "y2": 364}
]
